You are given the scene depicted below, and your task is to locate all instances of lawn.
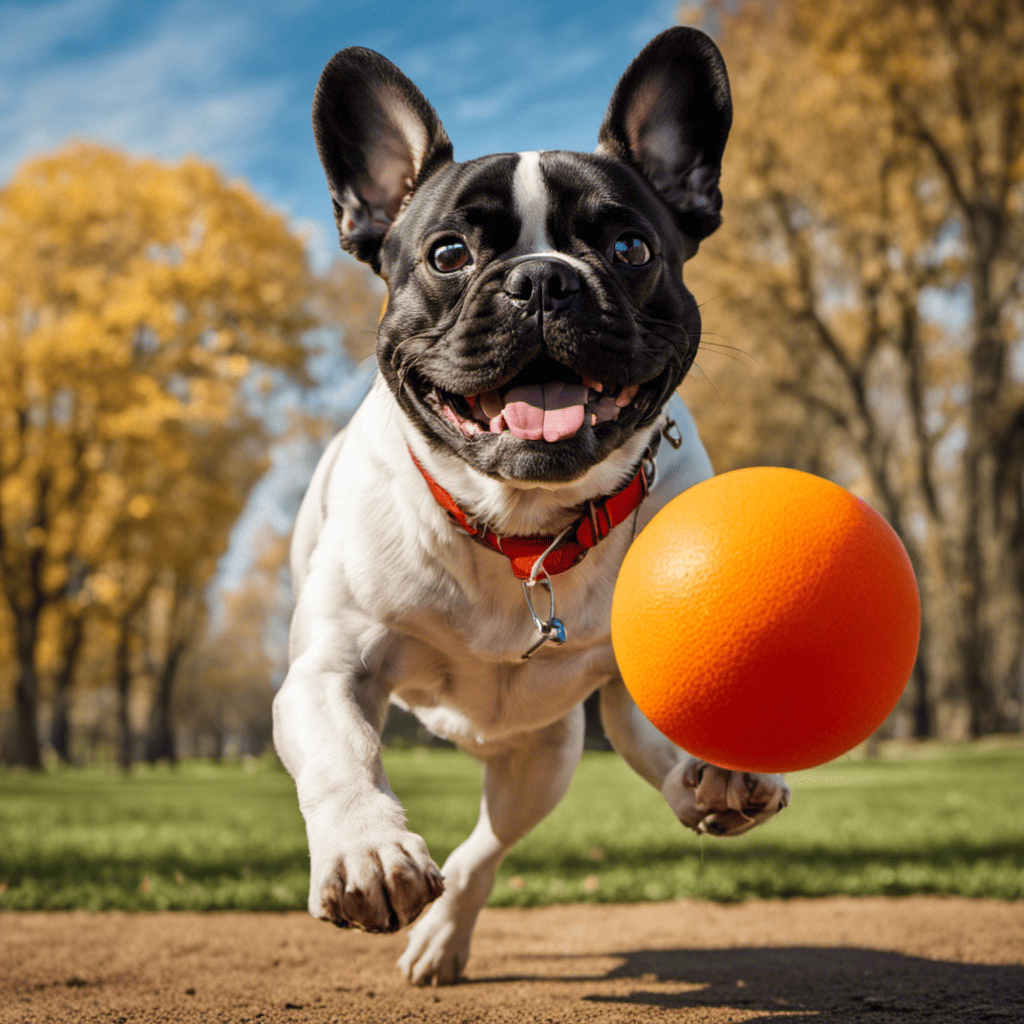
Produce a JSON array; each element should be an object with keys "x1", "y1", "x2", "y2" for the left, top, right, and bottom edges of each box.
[{"x1": 0, "y1": 744, "x2": 1022, "y2": 911}]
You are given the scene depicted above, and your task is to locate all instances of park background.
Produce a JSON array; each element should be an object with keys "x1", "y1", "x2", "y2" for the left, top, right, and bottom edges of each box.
[{"x1": 1, "y1": 0, "x2": 1023, "y2": 912}]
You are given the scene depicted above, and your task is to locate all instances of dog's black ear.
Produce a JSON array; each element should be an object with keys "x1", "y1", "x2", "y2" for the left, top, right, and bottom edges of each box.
[
  {"x1": 598, "y1": 27, "x2": 732, "y2": 242},
  {"x1": 313, "y1": 47, "x2": 453, "y2": 269}
]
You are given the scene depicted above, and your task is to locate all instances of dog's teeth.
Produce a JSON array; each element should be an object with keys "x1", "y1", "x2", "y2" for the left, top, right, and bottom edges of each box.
[
  {"x1": 591, "y1": 395, "x2": 621, "y2": 424},
  {"x1": 582, "y1": 376, "x2": 603, "y2": 393},
  {"x1": 468, "y1": 392, "x2": 492, "y2": 425},
  {"x1": 616, "y1": 384, "x2": 639, "y2": 408},
  {"x1": 590, "y1": 412, "x2": 597, "y2": 426},
  {"x1": 479, "y1": 390, "x2": 503, "y2": 420}
]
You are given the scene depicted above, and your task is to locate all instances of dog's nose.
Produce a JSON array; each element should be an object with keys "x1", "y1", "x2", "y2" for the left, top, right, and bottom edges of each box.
[{"x1": 503, "y1": 259, "x2": 580, "y2": 313}]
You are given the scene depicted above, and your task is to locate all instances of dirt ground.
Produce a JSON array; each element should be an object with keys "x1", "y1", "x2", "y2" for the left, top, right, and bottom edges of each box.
[{"x1": 2, "y1": 899, "x2": 1022, "y2": 1024}]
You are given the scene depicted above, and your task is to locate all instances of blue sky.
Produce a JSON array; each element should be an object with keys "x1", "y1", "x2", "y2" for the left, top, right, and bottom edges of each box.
[{"x1": 2, "y1": 0, "x2": 684, "y2": 269}]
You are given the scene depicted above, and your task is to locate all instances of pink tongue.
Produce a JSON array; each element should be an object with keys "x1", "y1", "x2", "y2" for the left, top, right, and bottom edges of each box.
[{"x1": 503, "y1": 383, "x2": 587, "y2": 442}]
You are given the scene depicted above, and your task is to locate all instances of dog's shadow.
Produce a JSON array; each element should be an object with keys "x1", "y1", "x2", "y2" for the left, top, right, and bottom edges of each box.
[{"x1": 478, "y1": 945, "x2": 1024, "y2": 1022}]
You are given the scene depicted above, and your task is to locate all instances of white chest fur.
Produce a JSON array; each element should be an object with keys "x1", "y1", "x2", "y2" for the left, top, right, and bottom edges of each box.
[{"x1": 290, "y1": 378, "x2": 712, "y2": 748}]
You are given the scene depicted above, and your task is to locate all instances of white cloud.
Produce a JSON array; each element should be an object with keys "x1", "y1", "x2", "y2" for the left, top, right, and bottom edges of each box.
[{"x1": 0, "y1": 2, "x2": 294, "y2": 183}]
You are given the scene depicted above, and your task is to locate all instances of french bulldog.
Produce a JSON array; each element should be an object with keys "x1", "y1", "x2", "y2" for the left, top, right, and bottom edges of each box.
[{"x1": 273, "y1": 26, "x2": 790, "y2": 986}]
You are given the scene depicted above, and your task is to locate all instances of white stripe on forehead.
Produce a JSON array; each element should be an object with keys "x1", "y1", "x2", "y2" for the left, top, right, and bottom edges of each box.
[{"x1": 513, "y1": 151, "x2": 553, "y2": 253}]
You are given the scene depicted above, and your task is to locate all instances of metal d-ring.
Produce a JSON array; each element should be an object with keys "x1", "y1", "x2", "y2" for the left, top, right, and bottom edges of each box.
[
  {"x1": 522, "y1": 570, "x2": 558, "y2": 632},
  {"x1": 520, "y1": 565, "x2": 568, "y2": 660},
  {"x1": 520, "y1": 573, "x2": 569, "y2": 659}
]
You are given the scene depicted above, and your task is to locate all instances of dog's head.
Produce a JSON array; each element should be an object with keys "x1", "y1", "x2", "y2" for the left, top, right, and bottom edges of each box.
[{"x1": 313, "y1": 28, "x2": 731, "y2": 485}]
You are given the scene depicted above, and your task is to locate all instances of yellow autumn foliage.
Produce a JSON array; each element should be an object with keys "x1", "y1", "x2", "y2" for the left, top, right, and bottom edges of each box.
[
  {"x1": 0, "y1": 144, "x2": 316, "y2": 760},
  {"x1": 685, "y1": 0, "x2": 1024, "y2": 737}
]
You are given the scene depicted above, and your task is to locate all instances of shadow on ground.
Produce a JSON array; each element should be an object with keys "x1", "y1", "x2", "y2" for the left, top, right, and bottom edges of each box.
[{"x1": 486, "y1": 945, "x2": 1024, "y2": 1023}]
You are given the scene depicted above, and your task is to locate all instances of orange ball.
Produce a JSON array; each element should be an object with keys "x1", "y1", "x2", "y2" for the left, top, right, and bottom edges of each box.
[{"x1": 611, "y1": 467, "x2": 921, "y2": 772}]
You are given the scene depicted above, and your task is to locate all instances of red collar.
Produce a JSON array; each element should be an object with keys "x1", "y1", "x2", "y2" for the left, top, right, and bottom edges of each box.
[{"x1": 409, "y1": 449, "x2": 650, "y2": 581}]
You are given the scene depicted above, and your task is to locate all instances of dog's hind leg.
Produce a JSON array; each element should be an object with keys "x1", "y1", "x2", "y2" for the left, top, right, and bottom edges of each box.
[
  {"x1": 599, "y1": 676, "x2": 790, "y2": 837},
  {"x1": 397, "y1": 705, "x2": 584, "y2": 985}
]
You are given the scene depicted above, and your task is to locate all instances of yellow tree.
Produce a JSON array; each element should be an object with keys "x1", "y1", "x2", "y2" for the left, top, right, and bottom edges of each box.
[
  {"x1": 687, "y1": 0, "x2": 1024, "y2": 736},
  {"x1": 80, "y1": 419, "x2": 270, "y2": 767},
  {"x1": 312, "y1": 256, "x2": 385, "y2": 362},
  {"x1": 174, "y1": 528, "x2": 289, "y2": 759},
  {"x1": 0, "y1": 144, "x2": 314, "y2": 767}
]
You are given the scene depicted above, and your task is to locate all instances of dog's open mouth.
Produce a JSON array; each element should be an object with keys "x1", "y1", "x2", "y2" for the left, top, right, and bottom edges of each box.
[{"x1": 422, "y1": 357, "x2": 659, "y2": 443}]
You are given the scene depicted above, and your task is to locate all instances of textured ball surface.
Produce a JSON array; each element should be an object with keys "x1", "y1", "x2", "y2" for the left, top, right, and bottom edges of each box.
[{"x1": 611, "y1": 467, "x2": 921, "y2": 772}]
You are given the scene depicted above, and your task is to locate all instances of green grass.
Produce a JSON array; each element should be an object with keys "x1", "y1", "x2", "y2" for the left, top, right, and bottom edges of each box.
[{"x1": 1, "y1": 745, "x2": 1022, "y2": 911}]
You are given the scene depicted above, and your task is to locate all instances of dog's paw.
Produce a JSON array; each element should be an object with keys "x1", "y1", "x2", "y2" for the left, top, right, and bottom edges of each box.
[
  {"x1": 312, "y1": 826, "x2": 444, "y2": 933},
  {"x1": 396, "y1": 896, "x2": 473, "y2": 986},
  {"x1": 663, "y1": 758, "x2": 790, "y2": 837}
]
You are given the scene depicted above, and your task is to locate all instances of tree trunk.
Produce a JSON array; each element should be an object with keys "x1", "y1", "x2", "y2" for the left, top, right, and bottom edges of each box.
[
  {"x1": 960, "y1": 233, "x2": 1006, "y2": 736},
  {"x1": 144, "y1": 681, "x2": 176, "y2": 764},
  {"x1": 911, "y1": 657, "x2": 931, "y2": 740},
  {"x1": 13, "y1": 616, "x2": 42, "y2": 769},
  {"x1": 997, "y1": 411, "x2": 1024, "y2": 732},
  {"x1": 115, "y1": 622, "x2": 133, "y2": 771},
  {"x1": 14, "y1": 666, "x2": 42, "y2": 769},
  {"x1": 959, "y1": 465, "x2": 998, "y2": 736},
  {"x1": 144, "y1": 640, "x2": 186, "y2": 764},
  {"x1": 49, "y1": 684, "x2": 72, "y2": 765},
  {"x1": 50, "y1": 614, "x2": 85, "y2": 764}
]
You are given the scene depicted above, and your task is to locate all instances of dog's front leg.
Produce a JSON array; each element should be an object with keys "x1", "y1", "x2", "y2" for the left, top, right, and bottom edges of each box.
[
  {"x1": 398, "y1": 706, "x2": 585, "y2": 985},
  {"x1": 600, "y1": 677, "x2": 790, "y2": 837},
  {"x1": 273, "y1": 621, "x2": 444, "y2": 933}
]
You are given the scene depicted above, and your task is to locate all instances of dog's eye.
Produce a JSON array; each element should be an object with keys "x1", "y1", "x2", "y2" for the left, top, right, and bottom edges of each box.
[
  {"x1": 614, "y1": 234, "x2": 652, "y2": 267},
  {"x1": 429, "y1": 238, "x2": 472, "y2": 273}
]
